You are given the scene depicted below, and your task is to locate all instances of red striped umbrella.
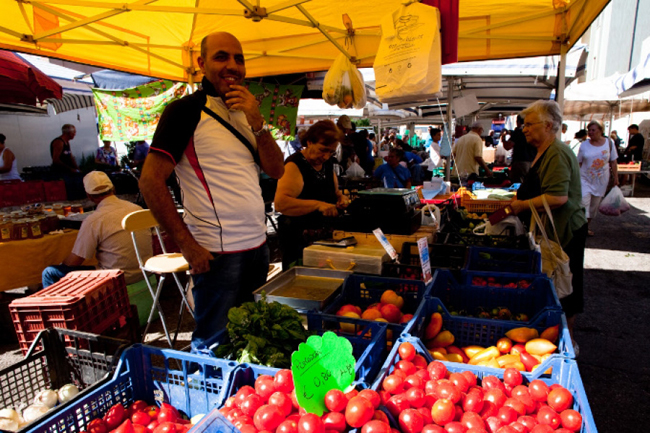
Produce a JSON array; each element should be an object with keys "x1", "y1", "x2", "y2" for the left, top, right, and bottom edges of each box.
[{"x1": 0, "y1": 50, "x2": 62, "y2": 106}]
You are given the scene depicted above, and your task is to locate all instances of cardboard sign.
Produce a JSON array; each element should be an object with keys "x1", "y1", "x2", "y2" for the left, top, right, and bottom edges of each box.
[
  {"x1": 417, "y1": 237, "x2": 433, "y2": 284},
  {"x1": 373, "y1": 228, "x2": 399, "y2": 261},
  {"x1": 291, "y1": 332, "x2": 356, "y2": 416}
]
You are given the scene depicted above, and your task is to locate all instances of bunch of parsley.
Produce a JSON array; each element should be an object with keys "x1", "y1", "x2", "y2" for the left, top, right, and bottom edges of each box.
[{"x1": 214, "y1": 293, "x2": 312, "y2": 368}]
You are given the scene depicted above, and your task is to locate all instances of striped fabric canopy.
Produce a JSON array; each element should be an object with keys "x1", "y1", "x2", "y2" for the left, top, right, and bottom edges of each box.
[{"x1": 46, "y1": 93, "x2": 94, "y2": 114}]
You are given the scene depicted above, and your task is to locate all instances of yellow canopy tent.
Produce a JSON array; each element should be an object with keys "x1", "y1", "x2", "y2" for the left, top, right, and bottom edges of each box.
[{"x1": 0, "y1": 0, "x2": 608, "y2": 83}]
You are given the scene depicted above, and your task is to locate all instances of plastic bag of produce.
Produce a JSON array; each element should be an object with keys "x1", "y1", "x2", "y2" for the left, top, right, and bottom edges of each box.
[
  {"x1": 599, "y1": 186, "x2": 631, "y2": 216},
  {"x1": 322, "y1": 53, "x2": 367, "y2": 109},
  {"x1": 373, "y1": 1, "x2": 442, "y2": 104}
]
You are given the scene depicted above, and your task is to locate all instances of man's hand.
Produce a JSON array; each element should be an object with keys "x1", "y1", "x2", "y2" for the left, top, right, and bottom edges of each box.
[
  {"x1": 225, "y1": 84, "x2": 264, "y2": 131},
  {"x1": 181, "y1": 242, "x2": 214, "y2": 275},
  {"x1": 318, "y1": 202, "x2": 339, "y2": 217}
]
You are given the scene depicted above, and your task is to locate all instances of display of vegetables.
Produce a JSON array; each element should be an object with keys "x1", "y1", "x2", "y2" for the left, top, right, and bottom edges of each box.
[
  {"x1": 0, "y1": 383, "x2": 79, "y2": 432},
  {"x1": 214, "y1": 293, "x2": 312, "y2": 368}
]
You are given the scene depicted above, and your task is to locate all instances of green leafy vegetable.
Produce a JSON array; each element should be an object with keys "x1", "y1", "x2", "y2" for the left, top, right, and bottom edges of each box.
[{"x1": 214, "y1": 293, "x2": 313, "y2": 368}]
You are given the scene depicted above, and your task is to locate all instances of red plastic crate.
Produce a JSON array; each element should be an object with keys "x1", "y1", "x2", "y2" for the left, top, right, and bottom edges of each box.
[
  {"x1": 44, "y1": 180, "x2": 67, "y2": 201},
  {"x1": 23, "y1": 180, "x2": 45, "y2": 204},
  {"x1": 9, "y1": 270, "x2": 133, "y2": 353},
  {"x1": 0, "y1": 180, "x2": 23, "y2": 207}
]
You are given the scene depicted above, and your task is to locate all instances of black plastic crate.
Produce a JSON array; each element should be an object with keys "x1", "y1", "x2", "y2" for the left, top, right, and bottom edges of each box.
[{"x1": 381, "y1": 242, "x2": 466, "y2": 281}]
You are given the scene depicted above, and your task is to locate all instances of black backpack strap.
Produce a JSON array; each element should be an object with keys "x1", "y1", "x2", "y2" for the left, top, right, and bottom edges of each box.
[{"x1": 201, "y1": 106, "x2": 261, "y2": 167}]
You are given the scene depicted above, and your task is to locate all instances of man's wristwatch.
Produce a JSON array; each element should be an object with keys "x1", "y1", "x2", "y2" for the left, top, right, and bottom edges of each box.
[{"x1": 252, "y1": 120, "x2": 268, "y2": 137}]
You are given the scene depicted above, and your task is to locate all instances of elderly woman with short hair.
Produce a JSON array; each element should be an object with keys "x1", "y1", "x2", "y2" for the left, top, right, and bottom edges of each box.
[{"x1": 507, "y1": 100, "x2": 588, "y2": 350}]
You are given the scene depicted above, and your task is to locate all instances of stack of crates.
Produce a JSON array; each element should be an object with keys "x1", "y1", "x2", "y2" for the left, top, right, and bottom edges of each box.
[{"x1": 9, "y1": 270, "x2": 134, "y2": 353}]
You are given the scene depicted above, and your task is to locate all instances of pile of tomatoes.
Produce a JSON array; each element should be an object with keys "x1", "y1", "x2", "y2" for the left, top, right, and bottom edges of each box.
[
  {"x1": 83, "y1": 401, "x2": 192, "y2": 433},
  {"x1": 373, "y1": 342, "x2": 583, "y2": 433}
]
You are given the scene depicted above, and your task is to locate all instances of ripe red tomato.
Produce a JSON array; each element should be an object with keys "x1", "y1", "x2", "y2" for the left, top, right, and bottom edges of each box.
[
  {"x1": 385, "y1": 394, "x2": 411, "y2": 418},
  {"x1": 269, "y1": 392, "x2": 293, "y2": 417},
  {"x1": 255, "y1": 376, "x2": 277, "y2": 402},
  {"x1": 503, "y1": 369, "x2": 522, "y2": 388},
  {"x1": 236, "y1": 386, "x2": 257, "y2": 407},
  {"x1": 547, "y1": 388, "x2": 573, "y2": 413},
  {"x1": 516, "y1": 415, "x2": 537, "y2": 431},
  {"x1": 233, "y1": 416, "x2": 254, "y2": 429},
  {"x1": 460, "y1": 411, "x2": 484, "y2": 431},
  {"x1": 358, "y1": 389, "x2": 381, "y2": 409},
  {"x1": 417, "y1": 407, "x2": 433, "y2": 425},
  {"x1": 405, "y1": 374, "x2": 425, "y2": 390},
  {"x1": 321, "y1": 411, "x2": 346, "y2": 432},
  {"x1": 478, "y1": 401, "x2": 498, "y2": 421},
  {"x1": 413, "y1": 355, "x2": 428, "y2": 370},
  {"x1": 461, "y1": 372, "x2": 477, "y2": 389},
  {"x1": 373, "y1": 410, "x2": 390, "y2": 424},
  {"x1": 435, "y1": 383, "x2": 461, "y2": 404},
  {"x1": 274, "y1": 369, "x2": 294, "y2": 393},
  {"x1": 399, "y1": 408, "x2": 424, "y2": 433},
  {"x1": 484, "y1": 389, "x2": 506, "y2": 409},
  {"x1": 132, "y1": 424, "x2": 148, "y2": 433},
  {"x1": 497, "y1": 406, "x2": 517, "y2": 425},
  {"x1": 383, "y1": 374, "x2": 405, "y2": 394},
  {"x1": 361, "y1": 420, "x2": 392, "y2": 433},
  {"x1": 239, "y1": 425, "x2": 258, "y2": 433},
  {"x1": 503, "y1": 398, "x2": 526, "y2": 417},
  {"x1": 415, "y1": 369, "x2": 431, "y2": 382},
  {"x1": 462, "y1": 390, "x2": 484, "y2": 414},
  {"x1": 443, "y1": 421, "x2": 467, "y2": 433},
  {"x1": 448, "y1": 373, "x2": 470, "y2": 394},
  {"x1": 104, "y1": 404, "x2": 126, "y2": 429},
  {"x1": 253, "y1": 404, "x2": 285, "y2": 431},
  {"x1": 87, "y1": 418, "x2": 109, "y2": 433},
  {"x1": 131, "y1": 411, "x2": 151, "y2": 426},
  {"x1": 399, "y1": 342, "x2": 416, "y2": 361},
  {"x1": 152, "y1": 422, "x2": 177, "y2": 433},
  {"x1": 494, "y1": 425, "x2": 516, "y2": 433},
  {"x1": 431, "y1": 398, "x2": 455, "y2": 426},
  {"x1": 241, "y1": 393, "x2": 264, "y2": 417},
  {"x1": 527, "y1": 381, "x2": 549, "y2": 403},
  {"x1": 508, "y1": 421, "x2": 526, "y2": 433},
  {"x1": 147, "y1": 420, "x2": 160, "y2": 432},
  {"x1": 345, "y1": 396, "x2": 375, "y2": 428},
  {"x1": 481, "y1": 376, "x2": 505, "y2": 393},
  {"x1": 427, "y1": 362, "x2": 447, "y2": 381},
  {"x1": 277, "y1": 419, "x2": 299, "y2": 433},
  {"x1": 529, "y1": 424, "x2": 554, "y2": 433},
  {"x1": 484, "y1": 416, "x2": 502, "y2": 433},
  {"x1": 559, "y1": 409, "x2": 582, "y2": 431},
  {"x1": 422, "y1": 424, "x2": 445, "y2": 433},
  {"x1": 324, "y1": 389, "x2": 347, "y2": 413},
  {"x1": 536, "y1": 406, "x2": 560, "y2": 429},
  {"x1": 298, "y1": 413, "x2": 324, "y2": 433},
  {"x1": 396, "y1": 360, "x2": 417, "y2": 376},
  {"x1": 406, "y1": 387, "x2": 426, "y2": 408},
  {"x1": 130, "y1": 401, "x2": 149, "y2": 413}
]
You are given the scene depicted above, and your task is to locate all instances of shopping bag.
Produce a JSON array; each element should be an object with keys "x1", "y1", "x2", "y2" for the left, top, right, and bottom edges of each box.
[
  {"x1": 345, "y1": 161, "x2": 365, "y2": 177},
  {"x1": 322, "y1": 53, "x2": 367, "y2": 109},
  {"x1": 598, "y1": 186, "x2": 631, "y2": 216},
  {"x1": 529, "y1": 198, "x2": 573, "y2": 299},
  {"x1": 374, "y1": 1, "x2": 442, "y2": 104}
]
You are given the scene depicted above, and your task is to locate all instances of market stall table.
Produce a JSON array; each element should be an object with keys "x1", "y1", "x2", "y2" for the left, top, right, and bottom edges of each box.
[
  {"x1": 617, "y1": 166, "x2": 649, "y2": 197},
  {"x1": 0, "y1": 229, "x2": 95, "y2": 292}
]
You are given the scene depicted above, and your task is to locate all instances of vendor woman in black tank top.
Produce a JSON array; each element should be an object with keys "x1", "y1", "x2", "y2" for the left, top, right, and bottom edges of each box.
[{"x1": 275, "y1": 120, "x2": 351, "y2": 270}]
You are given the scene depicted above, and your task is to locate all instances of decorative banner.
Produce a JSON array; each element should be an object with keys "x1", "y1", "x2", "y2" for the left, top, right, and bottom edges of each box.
[
  {"x1": 291, "y1": 332, "x2": 355, "y2": 416},
  {"x1": 93, "y1": 81, "x2": 188, "y2": 141},
  {"x1": 246, "y1": 82, "x2": 304, "y2": 139}
]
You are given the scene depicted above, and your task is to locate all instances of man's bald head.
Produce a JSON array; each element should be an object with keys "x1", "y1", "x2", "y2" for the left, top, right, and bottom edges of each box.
[{"x1": 201, "y1": 32, "x2": 240, "y2": 59}]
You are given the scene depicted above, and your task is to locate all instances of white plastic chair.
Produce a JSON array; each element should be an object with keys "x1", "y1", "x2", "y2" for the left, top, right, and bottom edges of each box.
[{"x1": 121, "y1": 209, "x2": 193, "y2": 348}]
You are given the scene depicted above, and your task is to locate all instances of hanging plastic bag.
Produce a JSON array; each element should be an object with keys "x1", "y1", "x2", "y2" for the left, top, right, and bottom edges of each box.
[
  {"x1": 599, "y1": 186, "x2": 631, "y2": 216},
  {"x1": 322, "y1": 53, "x2": 367, "y2": 109},
  {"x1": 373, "y1": 1, "x2": 442, "y2": 104},
  {"x1": 345, "y1": 161, "x2": 365, "y2": 177}
]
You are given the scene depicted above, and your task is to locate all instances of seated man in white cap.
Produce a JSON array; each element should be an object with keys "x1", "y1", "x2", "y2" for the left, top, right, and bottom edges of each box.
[{"x1": 42, "y1": 171, "x2": 152, "y2": 287}]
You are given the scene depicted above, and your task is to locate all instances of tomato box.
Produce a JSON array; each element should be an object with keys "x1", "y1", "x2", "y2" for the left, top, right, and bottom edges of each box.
[
  {"x1": 27, "y1": 344, "x2": 240, "y2": 432},
  {"x1": 402, "y1": 297, "x2": 575, "y2": 374},
  {"x1": 430, "y1": 269, "x2": 562, "y2": 326},
  {"x1": 371, "y1": 336, "x2": 597, "y2": 433},
  {"x1": 382, "y1": 242, "x2": 466, "y2": 282},
  {"x1": 465, "y1": 246, "x2": 542, "y2": 276}
]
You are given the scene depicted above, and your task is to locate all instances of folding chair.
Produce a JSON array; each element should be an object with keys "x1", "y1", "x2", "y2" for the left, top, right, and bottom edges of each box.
[{"x1": 121, "y1": 209, "x2": 194, "y2": 348}]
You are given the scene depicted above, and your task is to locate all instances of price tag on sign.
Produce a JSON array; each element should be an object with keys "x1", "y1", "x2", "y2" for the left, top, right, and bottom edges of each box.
[
  {"x1": 373, "y1": 228, "x2": 399, "y2": 262},
  {"x1": 291, "y1": 331, "x2": 356, "y2": 416},
  {"x1": 417, "y1": 237, "x2": 433, "y2": 285}
]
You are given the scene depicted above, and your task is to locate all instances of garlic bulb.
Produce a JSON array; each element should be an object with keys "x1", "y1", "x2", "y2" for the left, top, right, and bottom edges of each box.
[{"x1": 34, "y1": 389, "x2": 58, "y2": 408}]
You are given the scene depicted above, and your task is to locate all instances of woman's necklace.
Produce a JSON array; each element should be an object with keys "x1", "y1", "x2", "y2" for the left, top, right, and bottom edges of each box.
[{"x1": 300, "y1": 152, "x2": 326, "y2": 181}]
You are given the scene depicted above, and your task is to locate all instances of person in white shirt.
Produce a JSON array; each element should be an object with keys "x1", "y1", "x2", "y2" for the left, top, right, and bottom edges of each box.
[
  {"x1": 42, "y1": 171, "x2": 152, "y2": 287},
  {"x1": 452, "y1": 122, "x2": 493, "y2": 177},
  {"x1": 0, "y1": 133, "x2": 21, "y2": 181}
]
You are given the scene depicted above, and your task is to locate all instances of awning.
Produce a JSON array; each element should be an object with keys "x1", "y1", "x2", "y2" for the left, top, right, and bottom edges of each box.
[
  {"x1": 0, "y1": 0, "x2": 609, "y2": 82},
  {"x1": 46, "y1": 93, "x2": 94, "y2": 114},
  {"x1": 615, "y1": 53, "x2": 650, "y2": 98}
]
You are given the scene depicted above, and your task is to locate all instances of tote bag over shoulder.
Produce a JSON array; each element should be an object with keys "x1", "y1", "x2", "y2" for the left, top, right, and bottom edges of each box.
[{"x1": 529, "y1": 197, "x2": 573, "y2": 299}]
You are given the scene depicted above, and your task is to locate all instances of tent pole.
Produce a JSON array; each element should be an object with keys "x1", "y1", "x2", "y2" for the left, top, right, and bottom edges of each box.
[
  {"x1": 445, "y1": 76, "x2": 454, "y2": 182},
  {"x1": 556, "y1": 42, "x2": 568, "y2": 139}
]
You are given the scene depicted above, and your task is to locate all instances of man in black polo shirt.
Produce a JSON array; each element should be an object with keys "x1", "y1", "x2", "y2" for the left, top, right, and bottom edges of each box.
[{"x1": 504, "y1": 115, "x2": 536, "y2": 183}]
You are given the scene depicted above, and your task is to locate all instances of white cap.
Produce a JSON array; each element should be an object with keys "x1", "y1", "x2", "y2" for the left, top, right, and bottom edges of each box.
[{"x1": 83, "y1": 171, "x2": 113, "y2": 195}]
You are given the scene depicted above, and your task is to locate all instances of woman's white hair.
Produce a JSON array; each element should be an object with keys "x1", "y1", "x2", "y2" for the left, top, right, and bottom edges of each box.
[{"x1": 521, "y1": 100, "x2": 563, "y2": 134}]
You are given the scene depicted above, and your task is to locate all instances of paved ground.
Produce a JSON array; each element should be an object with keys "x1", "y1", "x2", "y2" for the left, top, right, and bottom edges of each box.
[{"x1": 1, "y1": 179, "x2": 649, "y2": 432}]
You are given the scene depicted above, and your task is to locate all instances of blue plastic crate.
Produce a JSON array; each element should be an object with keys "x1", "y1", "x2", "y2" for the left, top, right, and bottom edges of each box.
[
  {"x1": 372, "y1": 336, "x2": 596, "y2": 432},
  {"x1": 465, "y1": 246, "x2": 542, "y2": 275},
  {"x1": 322, "y1": 274, "x2": 432, "y2": 321},
  {"x1": 190, "y1": 410, "x2": 238, "y2": 433},
  {"x1": 27, "y1": 344, "x2": 240, "y2": 433},
  {"x1": 431, "y1": 269, "x2": 562, "y2": 325},
  {"x1": 203, "y1": 313, "x2": 388, "y2": 386},
  {"x1": 403, "y1": 297, "x2": 575, "y2": 374}
]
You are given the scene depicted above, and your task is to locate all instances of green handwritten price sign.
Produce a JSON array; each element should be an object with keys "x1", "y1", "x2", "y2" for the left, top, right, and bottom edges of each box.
[{"x1": 291, "y1": 331, "x2": 356, "y2": 415}]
